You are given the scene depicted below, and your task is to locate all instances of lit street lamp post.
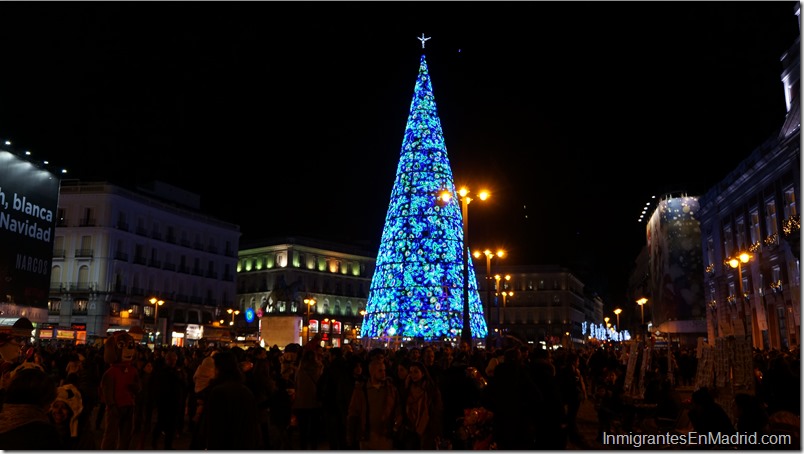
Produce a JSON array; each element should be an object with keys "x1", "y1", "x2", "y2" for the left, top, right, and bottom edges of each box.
[
  {"x1": 227, "y1": 308, "x2": 240, "y2": 326},
  {"x1": 493, "y1": 273, "x2": 511, "y2": 332},
  {"x1": 613, "y1": 308, "x2": 622, "y2": 329},
  {"x1": 500, "y1": 289, "x2": 513, "y2": 326},
  {"x1": 441, "y1": 187, "x2": 488, "y2": 346},
  {"x1": 149, "y1": 297, "x2": 164, "y2": 346},
  {"x1": 727, "y1": 251, "x2": 754, "y2": 343},
  {"x1": 304, "y1": 297, "x2": 316, "y2": 343},
  {"x1": 475, "y1": 249, "x2": 505, "y2": 339},
  {"x1": 636, "y1": 297, "x2": 648, "y2": 339}
]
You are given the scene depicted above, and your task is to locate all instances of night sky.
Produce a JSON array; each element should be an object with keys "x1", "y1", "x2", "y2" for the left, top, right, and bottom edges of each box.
[{"x1": 0, "y1": 2, "x2": 799, "y2": 308}]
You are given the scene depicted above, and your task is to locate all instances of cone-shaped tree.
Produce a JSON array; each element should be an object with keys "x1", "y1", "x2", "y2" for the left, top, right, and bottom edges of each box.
[{"x1": 360, "y1": 54, "x2": 487, "y2": 341}]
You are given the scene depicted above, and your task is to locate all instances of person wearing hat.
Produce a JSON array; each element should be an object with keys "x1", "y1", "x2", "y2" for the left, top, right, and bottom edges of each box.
[
  {"x1": 49, "y1": 383, "x2": 96, "y2": 449},
  {"x1": 0, "y1": 363, "x2": 63, "y2": 449},
  {"x1": 0, "y1": 317, "x2": 35, "y2": 388}
]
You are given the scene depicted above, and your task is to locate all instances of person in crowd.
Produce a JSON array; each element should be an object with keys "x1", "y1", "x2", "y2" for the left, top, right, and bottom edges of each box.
[
  {"x1": 99, "y1": 331, "x2": 139, "y2": 450},
  {"x1": 132, "y1": 356, "x2": 154, "y2": 450},
  {"x1": 734, "y1": 392, "x2": 769, "y2": 449},
  {"x1": 483, "y1": 347, "x2": 542, "y2": 450},
  {"x1": 244, "y1": 347, "x2": 275, "y2": 449},
  {"x1": 0, "y1": 364, "x2": 63, "y2": 449},
  {"x1": 49, "y1": 383, "x2": 96, "y2": 449},
  {"x1": 394, "y1": 357, "x2": 411, "y2": 390},
  {"x1": 440, "y1": 346, "x2": 482, "y2": 438},
  {"x1": 318, "y1": 346, "x2": 349, "y2": 450},
  {"x1": 526, "y1": 346, "x2": 567, "y2": 449},
  {"x1": 347, "y1": 356, "x2": 402, "y2": 450},
  {"x1": 267, "y1": 356, "x2": 295, "y2": 450},
  {"x1": 688, "y1": 387, "x2": 736, "y2": 446},
  {"x1": 189, "y1": 354, "x2": 216, "y2": 449},
  {"x1": 558, "y1": 351, "x2": 587, "y2": 445},
  {"x1": 201, "y1": 349, "x2": 261, "y2": 449},
  {"x1": 150, "y1": 349, "x2": 187, "y2": 449},
  {"x1": 400, "y1": 360, "x2": 444, "y2": 450},
  {"x1": 338, "y1": 356, "x2": 365, "y2": 449},
  {"x1": 293, "y1": 348, "x2": 324, "y2": 449}
]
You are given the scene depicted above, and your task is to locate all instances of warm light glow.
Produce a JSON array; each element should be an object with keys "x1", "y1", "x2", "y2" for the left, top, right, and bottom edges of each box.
[
  {"x1": 636, "y1": 298, "x2": 647, "y2": 306},
  {"x1": 458, "y1": 187, "x2": 469, "y2": 198},
  {"x1": 613, "y1": 308, "x2": 622, "y2": 316},
  {"x1": 477, "y1": 190, "x2": 489, "y2": 201}
]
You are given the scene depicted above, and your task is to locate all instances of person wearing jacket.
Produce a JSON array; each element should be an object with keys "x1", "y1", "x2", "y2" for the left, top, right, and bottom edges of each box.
[{"x1": 347, "y1": 357, "x2": 402, "y2": 450}]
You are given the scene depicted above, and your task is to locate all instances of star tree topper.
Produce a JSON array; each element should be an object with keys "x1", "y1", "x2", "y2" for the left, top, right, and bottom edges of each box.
[{"x1": 418, "y1": 33, "x2": 431, "y2": 49}]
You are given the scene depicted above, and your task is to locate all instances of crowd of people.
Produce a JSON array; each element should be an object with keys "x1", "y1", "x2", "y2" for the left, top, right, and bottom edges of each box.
[{"x1": 0, "y1": 327, "x2": 800, "y2": 450}]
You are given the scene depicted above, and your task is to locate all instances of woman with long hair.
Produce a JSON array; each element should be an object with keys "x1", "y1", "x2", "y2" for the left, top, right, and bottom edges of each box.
[{"x1": 400, "y1": 361, "x2": 443, "y2": 450}]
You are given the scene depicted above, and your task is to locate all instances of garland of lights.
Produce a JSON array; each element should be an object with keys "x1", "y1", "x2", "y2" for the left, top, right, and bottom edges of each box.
[{"x1": 360, "y1": 54, "x2": 487, "y2": 341}]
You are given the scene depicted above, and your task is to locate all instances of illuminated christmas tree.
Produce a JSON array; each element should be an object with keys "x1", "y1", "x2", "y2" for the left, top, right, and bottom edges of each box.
[{"x1": 360, "y1": 51, "x2": 487, "y2": 341}]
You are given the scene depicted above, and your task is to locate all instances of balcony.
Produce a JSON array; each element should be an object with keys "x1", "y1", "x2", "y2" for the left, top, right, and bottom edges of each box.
[
  {"x1": 136, "y1": 226, "x2": 148, "y2": 236},
  {"x1": 149, "y1": 259, "x2": 162, "y2": 268},
  {"x1": 74, "y1": 249, "x2": 93, "y2": 258},
  {"x1": 181, "y1": 239, "x2": 191, "y2": 248},
  {"x1": 193, "y1": 242, "x2": 204, "y2": 251},
  {"x1": 56, "y1": 219, "x2": 68, "y2": 227},
  {"x1": 178, "y1": 266, "x2": 190, "y2": 274},
  {"x1": 133, "y1": 255, "x2": 147, "y2": 265},
  {"x1": 79, "y1": 218, "x2": 96, "y2": 227},
  {"x1": 206, "y1": 271, "x2": 218, "y2": 279},
  {"x1": 114, "y1": 251, "x2": 129, "y2": 261},
  {"x1": 116, "y1": 222, "x2": 129, "y2": 231},
  {"x1": 53, "y1": 249, "x2": 66, "y2": 259},
  {"x1": 192, "y1": 267, "x2": 204, "y2": 276},
  {"x1": 166, "y1": 234, "x2": 176, "y2": 244},
  {"x1": 151, "y1": 231, "x2": 162, "y2": 241},
  {"x1": 163, "y1": 262, "x2": 176, "y2": 271}
]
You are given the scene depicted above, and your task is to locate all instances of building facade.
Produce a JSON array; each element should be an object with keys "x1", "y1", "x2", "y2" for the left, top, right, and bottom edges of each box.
[
  {"x1": 237, "y1": 237, "x2": 376, "y2": 348},
  {"x1": 476, "y1": 264, "x2": 604, "y2": 347},
  {"x1": 48, "y1": 180, "x2": 240, "y2": 346},
  {"x1": 698, "y1": 8, "x2": 800, "y2": 350}
]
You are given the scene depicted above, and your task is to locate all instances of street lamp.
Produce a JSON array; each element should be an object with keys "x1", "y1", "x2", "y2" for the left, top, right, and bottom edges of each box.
[
  {"x1": 474, "y1": 249, "x2": 505, "y2": 336},
  {"x1": 149, "y1": 297, "x2": 164, "y2": 346},
  {"x1": 440, "y1": 186, "x2": 489, "y2": 346},
  {"x1": 500, "y1": 290, "x2": 513, "y2": 326},
  {"x1": 304, "y1": 297, "x2": 316, "y2": 343},
  {"x1": 636, "y1": 297, "x2": 648, "y2": 326},
  {"x1": 727, "y1": 251, "x2": 754, "y2": 341},
  {"x1": 493, "y1": 273, "x2": 511, "y2": 331},
  {"x1": 227, "y1": 308, "x2": 240, "y2": 326},
  {"x1": 613, "y1": 308, "x2": 622, "y2": 328}
]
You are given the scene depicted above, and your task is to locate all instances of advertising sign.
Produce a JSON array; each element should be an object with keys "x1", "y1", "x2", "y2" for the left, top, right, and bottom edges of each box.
[{"x1": 0, "y1": 150, "x2": 60, "y2": 308}]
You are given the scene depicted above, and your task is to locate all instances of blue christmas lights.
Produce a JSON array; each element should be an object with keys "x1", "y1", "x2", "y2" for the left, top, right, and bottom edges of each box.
[{"x1": 361, "y1": 55, "x2": 488, "y2": 341}]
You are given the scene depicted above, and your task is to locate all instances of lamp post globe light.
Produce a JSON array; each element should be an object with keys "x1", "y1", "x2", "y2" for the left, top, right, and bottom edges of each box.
[
  {"x1": 304, "y1": 297, "x2": 316, "y2": 343},
  {"x1": 149, "y1": 297, "x2": 164, "y2": 346},
  {"x1": 613, "y1": 308, "x2": 622, "y2": 329},
  {"x1": 474, "y1": 249, "x2": 505, "y2": 339},
  {"x1": 440, "y1": 187, "x2": 489, "y2": 346},
  {"x1": 727, "y1": 251, "x2": 754, "y2": 343},
  {"x1": 227, "y1": 308, "x2": 240, "y2": 326},
  {"x1": 636, "y1": 298, "x2": 648, "y2": 339}
]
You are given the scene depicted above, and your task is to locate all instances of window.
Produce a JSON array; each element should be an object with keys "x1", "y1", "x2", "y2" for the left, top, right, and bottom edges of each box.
[
  {"x1": 706, "y1": 237, "x2": 715, "y2": 267},
  {"x1": 784, "y1": 187, "x2": 798, "y2": 219},
  {"x1": 723, "y1": 224, "x2": 733, "y2": 258},
  {"x1": 736, "y1": 217, "x2": 747, "y2": 250},
  {"x1": 749, "y1": 209, "x2": 761, "y2": 246},
  {"x1": 766, "y1": 199, "x2": 779, "y2": 236}
]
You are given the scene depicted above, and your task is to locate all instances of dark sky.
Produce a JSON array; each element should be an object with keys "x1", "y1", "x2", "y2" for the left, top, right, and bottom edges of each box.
[{"x1": 0, "y1": 2, "x2": 799, "y2": 307}]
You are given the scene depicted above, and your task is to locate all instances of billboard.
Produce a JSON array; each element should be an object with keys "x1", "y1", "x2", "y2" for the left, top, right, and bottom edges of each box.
[{"x1": 0, "y1": 150, "x2": 60, "y2": 308}]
